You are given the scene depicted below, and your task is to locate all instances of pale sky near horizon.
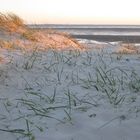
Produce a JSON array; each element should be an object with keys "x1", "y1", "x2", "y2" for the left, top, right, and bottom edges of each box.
[{"x1": 0, "y1": 0, "x2": 140, "y2": 24}]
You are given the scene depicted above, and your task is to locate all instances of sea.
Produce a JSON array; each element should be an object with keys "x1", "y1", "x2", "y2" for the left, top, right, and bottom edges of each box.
[{"x1": 29, "y1": 24, "x2": 140, "y2": 43}]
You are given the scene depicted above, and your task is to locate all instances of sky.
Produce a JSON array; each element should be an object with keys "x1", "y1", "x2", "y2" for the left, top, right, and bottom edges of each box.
[{"x1": 0, "y1": 0, "x2": 140, "y2": 24}]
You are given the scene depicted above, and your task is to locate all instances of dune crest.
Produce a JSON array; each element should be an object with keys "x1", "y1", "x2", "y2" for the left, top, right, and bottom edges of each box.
[{"x1": 0, "y1": 13, "x2": 84, "y2": 51}]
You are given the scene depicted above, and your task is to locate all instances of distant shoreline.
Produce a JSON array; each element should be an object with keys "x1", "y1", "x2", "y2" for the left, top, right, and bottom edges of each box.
[
  {"x1": 30, "y1": 25, "x2": 140, "y2": 43},
  {"x1": 72, "y1": 35, "x2": 140, "y2": 43}
]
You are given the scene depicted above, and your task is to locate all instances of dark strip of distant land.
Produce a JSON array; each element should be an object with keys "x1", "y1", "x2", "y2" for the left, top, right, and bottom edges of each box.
[{"x1": 72, "y1": 35, "x2": 140, "y2": 43}]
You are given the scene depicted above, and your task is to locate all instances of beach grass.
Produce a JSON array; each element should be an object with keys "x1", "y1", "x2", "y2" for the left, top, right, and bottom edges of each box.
[
  {"x1": 0, "y1": 13, "x2": 25, "y2": 33},
  {"x1": 0, "y1": 13, "x2": 140, "y2": 140}
]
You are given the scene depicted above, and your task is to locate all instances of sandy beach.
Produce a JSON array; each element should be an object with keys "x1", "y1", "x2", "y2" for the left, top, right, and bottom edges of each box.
[{"x1": 0, "y1": 14, "x2": 140, "y2": 140}]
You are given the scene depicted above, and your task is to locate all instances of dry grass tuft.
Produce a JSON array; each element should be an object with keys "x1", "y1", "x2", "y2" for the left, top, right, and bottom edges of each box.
[
  {"x1": 0, "y1": 56, "x2": 3, "y2": 62},
  {"x1": 0, "y1": 13, "x2": 26, "y2": 33},
  {"x1": 115, "y1": 43, "x2": 140, "y2": 54},
  {"x1": 45, "y1": 29, "x2": 81, "y2": 45},
  {"x1": 0, "y1": 13, "x2": 84, "y2": 51},
  {"x1": 22, "y1": 30, "x2": 38, "y2": 41},
  {"x1": 0, "y1": 39, "x2": 14, "y2": 49}
]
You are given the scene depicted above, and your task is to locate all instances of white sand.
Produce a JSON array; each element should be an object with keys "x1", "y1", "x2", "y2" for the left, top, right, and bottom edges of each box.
[{"x1": 0, "y1": 31, "x2": 140, "y2": 140}]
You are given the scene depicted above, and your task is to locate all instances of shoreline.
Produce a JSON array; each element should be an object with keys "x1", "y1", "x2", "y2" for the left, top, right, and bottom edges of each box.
[
  {"x1": 31, "y1": 27, "x2": 140, "y2": 43},
  {"x1": 72, "y1": 35, "x2": 140, "y2": 43}
]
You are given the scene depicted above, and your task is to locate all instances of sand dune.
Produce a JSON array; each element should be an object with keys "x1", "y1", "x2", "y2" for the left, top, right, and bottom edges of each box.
[{"x1": 0, "y1": 13, "x2": 140, "y2": 140}]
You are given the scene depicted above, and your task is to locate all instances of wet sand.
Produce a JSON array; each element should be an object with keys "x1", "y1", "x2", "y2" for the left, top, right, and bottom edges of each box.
[{"x1": 73, "y1": 35, "x2": 140, "y2": 43}]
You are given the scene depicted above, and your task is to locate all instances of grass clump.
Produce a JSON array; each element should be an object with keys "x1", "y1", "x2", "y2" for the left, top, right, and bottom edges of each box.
[
  {"x1": 0, "y1": 13, "x2": 25, "y2": 33},
  {"x1": 22, "y1": 30, "x2": 38, "y2": 41},
  {"x1": 0, "y1": 39, "x2": 14, "y2": 49},
  {"x1": 116, "y1": 43, "x2": 139, "y2": 54}
]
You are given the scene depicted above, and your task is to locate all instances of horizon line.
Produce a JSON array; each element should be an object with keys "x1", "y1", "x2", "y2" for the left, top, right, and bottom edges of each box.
[{"x1": 28, "y1": 23, "x2": 140, "y2": 26}]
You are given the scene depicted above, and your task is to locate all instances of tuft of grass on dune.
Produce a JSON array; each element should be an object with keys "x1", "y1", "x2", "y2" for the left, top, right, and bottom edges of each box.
[
  {"x1": 0, "y1": 13, "x2": 26, "y2": 33},
  {"x1": 0, "y1": 12, "x2": 37, "y2": 41},
  {"x1": 22, "y1": 30, "x2": 38, "y2": 42},
  {"x1": 114, "y1": 43, "x2": 140, "y2": 54},
  {"x1": 0, "y1": 13, "x2": 84, "y2": 51}
]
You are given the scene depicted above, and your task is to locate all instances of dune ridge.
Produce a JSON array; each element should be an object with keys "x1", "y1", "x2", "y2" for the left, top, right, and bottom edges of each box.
[{"x1": 0, "y1": 13, "x2": 84, "y2": 51}]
